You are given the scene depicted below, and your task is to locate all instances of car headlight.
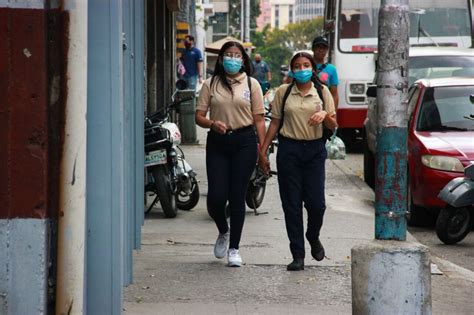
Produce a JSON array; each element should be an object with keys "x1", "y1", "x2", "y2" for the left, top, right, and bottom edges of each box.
[
  {"x1": 349, "y1": 83, "x2": 365, "y2": 95},
  {"x1": 421, "y1": 155, "x2": 464, "y2": 172}
]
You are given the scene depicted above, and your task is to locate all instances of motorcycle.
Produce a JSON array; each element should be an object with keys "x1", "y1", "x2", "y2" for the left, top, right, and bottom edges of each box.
[
  {"x1": 436, "y1": 164, "x2": 474, "y2": 244},
  {"x1": 144, "y1": 81, "x2": 200, "y2": 217},
  {"x1": 245, "y1": 89, "x2": 277, "y2": 215}
]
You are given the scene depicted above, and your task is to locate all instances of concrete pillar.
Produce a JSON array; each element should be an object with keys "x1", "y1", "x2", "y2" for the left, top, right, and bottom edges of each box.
[
  {"x1": 55, "y1": 1, "x2": 88, "y2": 314},
  {"x1": 352, "y1": 242, "x2": 432, "y2": 314}
]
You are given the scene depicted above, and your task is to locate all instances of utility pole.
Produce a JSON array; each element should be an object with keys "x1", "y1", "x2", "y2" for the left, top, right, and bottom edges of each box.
[
  {"x1": 245, "y1": 0, "x2": 250, "y2": 42},
  {"x1": 240, "y1": 1, "x2": 244, "y2": 41},
  {"x1": 374, "y1": 0, "x2": 409, "y2": 240},
  {"x1": 351, "y1": 0, "x2": 432, "y2": 313}
]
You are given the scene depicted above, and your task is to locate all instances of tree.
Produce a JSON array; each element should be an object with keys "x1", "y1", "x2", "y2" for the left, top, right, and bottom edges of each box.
[
  {"x1": 229, "y1": 0, "x2": 261, "y2": 38},
  {"x1": 251, "y1": 18, "x2": 324, "y2": 87}
]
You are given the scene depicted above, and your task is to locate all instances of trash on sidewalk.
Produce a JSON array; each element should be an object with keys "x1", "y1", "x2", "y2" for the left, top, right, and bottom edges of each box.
[{"x1": 431, "y1": 263, "x2": 444, "y2": 275}]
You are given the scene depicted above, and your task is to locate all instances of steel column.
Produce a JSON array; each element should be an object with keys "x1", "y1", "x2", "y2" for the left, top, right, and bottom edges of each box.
[{"x1": 86, "y1": 0, "x2": 124, "y2": 313}]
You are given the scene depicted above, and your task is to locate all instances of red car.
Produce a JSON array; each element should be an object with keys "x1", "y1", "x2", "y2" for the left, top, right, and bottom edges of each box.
[{"x1": 407, "y1": 77, "x2": 474, "y2": 225}]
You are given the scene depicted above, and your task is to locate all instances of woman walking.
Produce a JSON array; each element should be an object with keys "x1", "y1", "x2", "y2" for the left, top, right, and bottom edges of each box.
[
  {"x1": 195, "y1": 41, "x2": 266, "y2": 267},
  {"x1": 259, "y1": 52, "x2": 337, "y2": 271}
]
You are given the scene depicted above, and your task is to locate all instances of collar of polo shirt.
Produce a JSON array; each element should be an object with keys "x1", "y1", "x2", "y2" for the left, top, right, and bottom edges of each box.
[
  {"x1": 226, "y1": 72, "x2": 246, "y2": 84},
  {"x1": 290, "y1": 83, "x2": 319, "y2": 96}
]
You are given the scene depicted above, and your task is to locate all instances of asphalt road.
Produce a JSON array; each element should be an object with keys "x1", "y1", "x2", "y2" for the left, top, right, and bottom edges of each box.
[{"x1": 344, "y1": 149, "x2": 474, "y2": 273}]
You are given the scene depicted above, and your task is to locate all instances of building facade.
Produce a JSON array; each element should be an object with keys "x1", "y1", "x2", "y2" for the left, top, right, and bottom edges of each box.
[
  {"x1": 256, "y1": 0, "x2": 272, "y2": 30},
  {"x1": 295, "y1": 0, "x2": 324, "y2": 22},
  {"x1": 270, "y1": 0, "x2": 295, "y2": 29}
]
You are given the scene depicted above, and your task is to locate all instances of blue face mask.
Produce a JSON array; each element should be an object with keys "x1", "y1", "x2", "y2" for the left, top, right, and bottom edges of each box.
[
  {"x1": 223, "y1": 56, "x2": 242, "y2": 75},
  {"x1": 293, "y1": 68, "x2": 313, "y2": 83}
]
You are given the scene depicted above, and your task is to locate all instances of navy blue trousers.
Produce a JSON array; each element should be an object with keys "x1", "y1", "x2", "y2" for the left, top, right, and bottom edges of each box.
[
  {"x1": 206, "y1": 127, "x2": 258, "y2": 250},
  {"x1": 277, "y1": 136, "x2": 327, "y2": 259}
]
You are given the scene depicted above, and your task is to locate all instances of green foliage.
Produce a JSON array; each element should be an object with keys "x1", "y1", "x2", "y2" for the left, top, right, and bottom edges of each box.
[
  {"x1": 250, "y1": 18, "x2": 324, "y2": 87},
  {"x1": 229, "y1": 0, "x2": 261, "y2": 36}
]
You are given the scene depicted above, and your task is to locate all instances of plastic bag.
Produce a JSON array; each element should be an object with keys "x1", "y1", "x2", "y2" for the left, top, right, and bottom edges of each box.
[{"x1": 325, "y1": 128, "x2": 346, "y2": 160}]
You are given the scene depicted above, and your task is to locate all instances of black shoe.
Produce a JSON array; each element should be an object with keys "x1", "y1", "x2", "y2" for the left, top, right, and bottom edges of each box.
[
  {"x1": 287, "y1": 258, "x2": 304, "y2": 271},
  {"x1": 310, "y1": 239, "x2": 325, "y2": 261}
]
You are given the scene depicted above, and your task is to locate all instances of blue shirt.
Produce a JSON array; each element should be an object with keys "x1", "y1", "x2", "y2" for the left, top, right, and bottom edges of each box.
[
  {"x1": 181, "y1": 47, "x2": 203, "y2": 77},
  {"x1": 252, "y1": 60, "x2": 270, "y2": 83},
  {"x1": 316, "y1": 63, "x2": 339, "y2": 87}
]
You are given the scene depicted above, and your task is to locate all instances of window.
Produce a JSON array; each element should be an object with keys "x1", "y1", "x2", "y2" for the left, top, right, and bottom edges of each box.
[
  {"x1": 275, "y1": 5, "x2": 280, "y2": 28},
  {"x1": 417, "y1": 86, "x2": 474, "y2": 131}
]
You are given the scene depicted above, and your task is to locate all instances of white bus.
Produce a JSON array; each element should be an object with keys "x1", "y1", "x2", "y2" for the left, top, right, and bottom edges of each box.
[{"x1": 323, "y1": 0, "x2": 473, "y2": 142}]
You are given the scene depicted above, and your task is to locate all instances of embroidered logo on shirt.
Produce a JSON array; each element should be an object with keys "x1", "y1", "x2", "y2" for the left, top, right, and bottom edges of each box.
[{"x1": 243, "y1": 89, "x2": 251, "y2": 103}]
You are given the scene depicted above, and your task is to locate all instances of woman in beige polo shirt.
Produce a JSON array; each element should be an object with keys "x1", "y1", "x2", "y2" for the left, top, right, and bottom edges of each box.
[
  {"x1": 195, "y1": 41, "x2": 266, "y2": 267},
  {"x1": 259, "y1": 52, "x2": 338, "y2": 271}
]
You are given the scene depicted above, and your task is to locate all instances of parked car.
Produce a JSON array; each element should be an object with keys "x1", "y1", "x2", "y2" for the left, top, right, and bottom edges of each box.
[
  {"x1": 364, "y1": 47, "x2": 474, "y2": 187},
  {"x1": 365, "y1": 76, "x2": 474, "y2": 226}
]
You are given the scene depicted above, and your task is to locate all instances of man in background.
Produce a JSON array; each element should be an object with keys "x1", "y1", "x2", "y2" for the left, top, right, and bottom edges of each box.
[
  {"x1": 181, "y1": 35, "x2": 203, "y2": 90},
  {"x1": 252, "y1": 53, "x2": 272, "y2": 94},
  {"x1": 312, "y1": 36, "x2": 339, "y2": 109}
]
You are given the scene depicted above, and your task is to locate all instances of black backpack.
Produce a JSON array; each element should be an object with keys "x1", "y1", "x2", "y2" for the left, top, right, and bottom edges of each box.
[{"x1": 278, "y1": 79, "x2": 333, "y2": 141}]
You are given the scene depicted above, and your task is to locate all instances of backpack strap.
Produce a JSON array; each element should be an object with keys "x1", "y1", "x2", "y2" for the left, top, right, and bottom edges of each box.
[
  {"x1": 312, "y1": 78, "x2": 325, "y2": 111},
  {"x1": 247, "y1": 75, "x2": 252, "y2": 107},
  {"x1": 278, "y1": 82, "x2": 295, "y2": 133},
  {"x1": 316, "y1": 63, "x2": 328, "y2": 74}
]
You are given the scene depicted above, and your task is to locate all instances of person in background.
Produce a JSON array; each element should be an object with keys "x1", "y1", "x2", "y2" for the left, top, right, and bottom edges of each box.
[
  {"x1": 259, "y1": 52, "x2": 337, "y2": 271},
  {"x1": 181, "y1": 35, "x2": 203, "y2": 90},
  {"x1": 312, "y1": 36, "x2": 339, "y2": 109},
  {"x1": 195, "y1": 41, "x2": 266, "y2": 267},
  {"x1": 252, "y1": 53, "x2": 272, "y2": 94}
]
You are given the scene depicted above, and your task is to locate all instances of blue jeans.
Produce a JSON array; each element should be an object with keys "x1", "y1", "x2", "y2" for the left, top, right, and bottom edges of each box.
[
  {"x1": 184, "y1": 75, "x2": 198, "y2": 90},
  {"x1": 277, "y1": 136, "x2": 327, "y2": 259}
]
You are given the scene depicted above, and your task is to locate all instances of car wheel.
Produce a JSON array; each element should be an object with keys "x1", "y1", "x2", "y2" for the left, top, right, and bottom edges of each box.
[{"x1": 406, "y1": 173, "x2": 426, "y2": 227}]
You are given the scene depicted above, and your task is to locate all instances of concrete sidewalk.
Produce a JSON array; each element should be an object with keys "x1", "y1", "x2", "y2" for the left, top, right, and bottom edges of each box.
[{"x1": 124, "y1": 126, "x2": 474, "y2": 314}]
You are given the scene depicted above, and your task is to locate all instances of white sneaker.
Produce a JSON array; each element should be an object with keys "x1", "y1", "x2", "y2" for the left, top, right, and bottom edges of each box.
[
  {"x1": 227, "y1": 248, "x2": 242, "y2": 267},
  {"x1": 214, "y1": 231, "x2": 229, "y2": 259}
]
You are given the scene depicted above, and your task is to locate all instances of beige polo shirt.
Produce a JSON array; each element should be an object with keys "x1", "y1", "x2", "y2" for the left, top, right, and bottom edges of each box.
[
  {"x1": 271, "y1": 83, "x2": 336, "y2": 140},
  {"x1": 196, "y1": 73, "x2": 265, "y2": 130}
]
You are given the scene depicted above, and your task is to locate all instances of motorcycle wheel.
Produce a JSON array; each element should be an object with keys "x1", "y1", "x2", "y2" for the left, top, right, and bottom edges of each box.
[
  {"x1": 245, "y1": 181, "x2": 266, "y2": 209},
  {"x1": 153, "y1": 165, "x2": 178, "y2": 218},
  {"x1": 177, "y1": 177, "x2": 200, "y2": 211},
  {"x1": 436, "y1": 206, "x2": 471, "y2": 245}
]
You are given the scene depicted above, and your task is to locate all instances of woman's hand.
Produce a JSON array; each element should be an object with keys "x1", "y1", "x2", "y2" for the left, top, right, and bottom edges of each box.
[
  {"x1": 308, "y1": 110, "x2": 327, "y2": 126},
  {"x1": 210, "y1": 120, "x2": 228, "y2": 135},
  {"x1": 258, "y1": 151, "x2": 270, "y2": 174}
]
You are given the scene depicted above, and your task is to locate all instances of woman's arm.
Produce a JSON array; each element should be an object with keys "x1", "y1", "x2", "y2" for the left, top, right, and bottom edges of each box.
[
  {"x1": 253, "y1": 114, "x2": 266, "y2": 146},
  {"x1": 323, "y1": 113, "x2": 338, "y2": 129},
  {"x1": 195, "y1": 110, "x2": 227, "y2": 135},
  {"x1": 258, "y1": 118, "x2": 280, "y2": 172}
]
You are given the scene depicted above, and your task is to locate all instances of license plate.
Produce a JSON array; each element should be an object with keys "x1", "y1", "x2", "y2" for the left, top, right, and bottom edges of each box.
[{"x1": 145, "y1": 149, "x2": 167, "y2": 166}]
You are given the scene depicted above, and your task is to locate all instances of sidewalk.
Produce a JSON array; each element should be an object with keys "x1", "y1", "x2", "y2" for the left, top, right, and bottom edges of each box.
[{"x1": 124, "y1": 126, "x2": 474, "y2": 314}]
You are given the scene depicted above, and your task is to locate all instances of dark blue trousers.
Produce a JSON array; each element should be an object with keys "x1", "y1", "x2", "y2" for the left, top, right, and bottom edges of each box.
[
  {"x1": 206, "y1": 127, "x2": 258, "y2": 250},
  {"x1": 277, "y1": 136, "x2": 327, "y2": 259}
]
